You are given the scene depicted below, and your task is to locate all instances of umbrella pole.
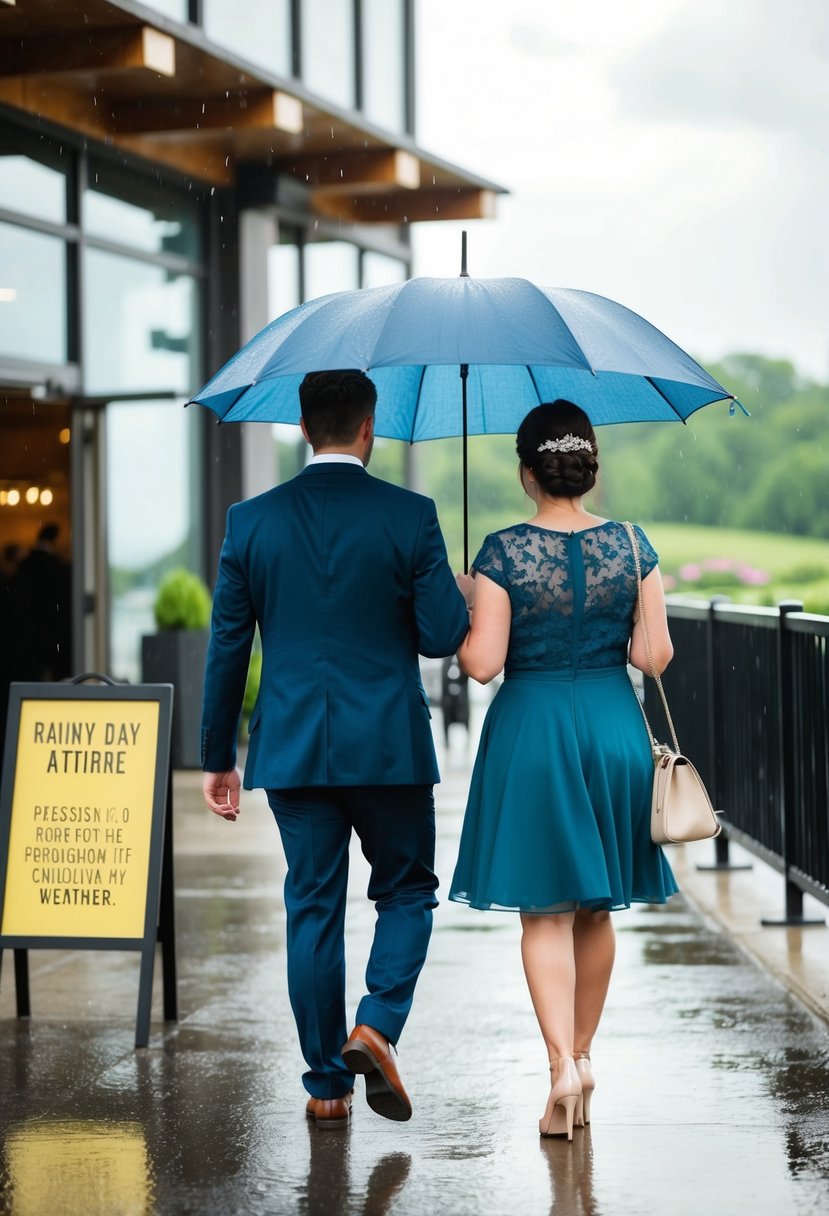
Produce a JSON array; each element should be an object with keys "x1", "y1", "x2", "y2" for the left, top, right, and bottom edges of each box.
[
  {"x1": 459, "y1": 232, "x2": 469, "y2": 570},
  {"x1": 461, "y1": 362, "x2": 469, "y2": 572}
]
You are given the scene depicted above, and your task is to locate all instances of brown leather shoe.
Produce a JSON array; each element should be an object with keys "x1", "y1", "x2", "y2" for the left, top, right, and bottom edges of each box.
[
  {"x1": 340, "y1": 1025, "x2": 413, "y2": 1122},
  {"x1": 305, "y1": 1090, "x2": 353, "y2": 1130}
]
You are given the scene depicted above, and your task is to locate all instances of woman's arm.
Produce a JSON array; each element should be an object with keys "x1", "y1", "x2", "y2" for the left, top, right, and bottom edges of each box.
[
  {"x1": 457, "y1": 572, "x2": 511, "y2": 684},
  {"x1": 628, "y1": 566, "x2": 674, "y2": 675}
]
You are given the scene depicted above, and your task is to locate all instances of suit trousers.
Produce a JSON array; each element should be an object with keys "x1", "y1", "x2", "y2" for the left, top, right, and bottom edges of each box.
[{"x1": 266, "y1": 784, "x2": 439, "y2": 1099}]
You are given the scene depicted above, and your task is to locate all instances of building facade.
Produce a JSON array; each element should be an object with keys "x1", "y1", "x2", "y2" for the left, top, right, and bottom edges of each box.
[{"x1": 0, "y1": 0, "x2": 501, "y2": 683}]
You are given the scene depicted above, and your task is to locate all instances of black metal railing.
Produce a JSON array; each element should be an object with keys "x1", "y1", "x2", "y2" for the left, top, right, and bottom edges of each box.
[{"x1": 644, "y1": 598, "x2": 829, "y2": 924}]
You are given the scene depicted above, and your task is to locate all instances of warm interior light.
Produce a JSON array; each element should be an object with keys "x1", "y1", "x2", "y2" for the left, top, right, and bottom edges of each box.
[
  {"x1": 0, "y1": 288, "x2": 17, "y2": 303},
  {"x1": 0, "y1": 491, "x2": 7, "y2": 506},
  {"x1": 40, "y1": 488, "x2": 54, "y2": 506},
  {"x1": 7, "y1": 489, "x2": 20, "y2": 505},
  {"x1": 26, "y1": 486, "x2": 40, "y2": 504},
  {"x1": 59, "y1": 427, "x2": 71, "y2": 445}
]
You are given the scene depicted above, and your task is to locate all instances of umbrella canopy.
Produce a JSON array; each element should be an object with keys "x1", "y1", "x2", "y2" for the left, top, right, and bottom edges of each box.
[{"x1": 190, "y1": 275, "x2": 739, "y2": 438}]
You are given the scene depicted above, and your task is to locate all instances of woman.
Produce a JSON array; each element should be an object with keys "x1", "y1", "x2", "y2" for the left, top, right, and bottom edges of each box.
[{"x1": 451, "y1": 399, "x2": 678, "y2": 1141}]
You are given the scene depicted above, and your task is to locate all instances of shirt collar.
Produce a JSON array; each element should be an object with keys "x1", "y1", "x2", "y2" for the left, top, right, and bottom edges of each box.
[{"x1": 307, "y1": 454, "x2": 364, "y2": 467}]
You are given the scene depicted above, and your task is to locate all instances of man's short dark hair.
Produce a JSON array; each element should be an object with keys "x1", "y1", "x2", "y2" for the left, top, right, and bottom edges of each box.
[{"x1": 299, "y1": 370, "x2": 377, "y2": 447}]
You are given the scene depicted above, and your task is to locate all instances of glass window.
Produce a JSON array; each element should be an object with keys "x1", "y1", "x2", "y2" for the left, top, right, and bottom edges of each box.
[
  {"x1": 140, "y1": 0, "x2": 188, "y2": 19},
  {"x1": 0, "y1": 221, "x2": 67, "y2": 364},
  {"x1": 0, "y1": 154, "x2": 67, "y2": 225},
  {"x1": 362, "y1": 0, "x2": 406, "y2": 131},
  {"x1": 85, "y1": 167, "x2": 201, "y2": 262},
  {"x1": 362, "y1": 251, "x2": 408, "y2": 288},
  {"x1": 304, "y1": 240, "x2": 359, "y2": 300},
  {"x1": 106, "y1": 399, "x2": 203, "y2": 682},
  {"x1": 84, "y1": 249, "x2": 201, "y2": 395},
  {"x1": 302, "y1": 0, "x2": 355, "y2": 109},
  {"x1": 204, "y1": 0, "x2": 292, "y2": 76},
  {"x1": 268, "y1": 242, "x2": 301, "y2": 320}
]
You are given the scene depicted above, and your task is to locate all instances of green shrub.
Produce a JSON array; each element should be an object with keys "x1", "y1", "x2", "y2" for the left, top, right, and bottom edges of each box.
[
  {"x1": 243, "y1": 649, "x2": 262, "y2": 720},
  {"x1": 153, "y1": 568, "x2": 212, "y2": 631},
  {"x1": 804, "y1": 591, "x2": 829, "y2": 616},
  {"x1": 780, "y1": 563, "x2": 829, "y2": 586}
]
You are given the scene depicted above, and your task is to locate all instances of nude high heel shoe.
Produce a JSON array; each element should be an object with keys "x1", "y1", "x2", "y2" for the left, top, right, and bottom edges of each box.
[
  {"x1": 539, "y1": 1057, "x2": 582, "y2": 1141},
  {"x1": 574, "y1": 1053, "x2": 595, "y2": 1126}
]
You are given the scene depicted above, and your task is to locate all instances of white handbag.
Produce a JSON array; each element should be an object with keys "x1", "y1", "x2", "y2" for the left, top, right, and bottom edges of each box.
[{"x1": 623, "y1": 523, "x2": 721, "y2": 845}]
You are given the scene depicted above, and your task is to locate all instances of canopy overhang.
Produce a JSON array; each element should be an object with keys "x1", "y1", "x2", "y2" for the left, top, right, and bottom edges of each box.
[{"x1": 0, "y1": 0, "x2": 504, "y2": 222}]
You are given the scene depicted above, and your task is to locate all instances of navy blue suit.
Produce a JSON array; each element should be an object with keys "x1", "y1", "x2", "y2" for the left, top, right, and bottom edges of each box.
[{"x1": 201, "y1": 461, "x2": 469, "y2": 1097}]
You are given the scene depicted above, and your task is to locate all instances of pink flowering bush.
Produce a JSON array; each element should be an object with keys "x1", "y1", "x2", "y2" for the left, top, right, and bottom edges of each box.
[{"x1": 672, "y1": 557, "x2": 770, "y2": 592}]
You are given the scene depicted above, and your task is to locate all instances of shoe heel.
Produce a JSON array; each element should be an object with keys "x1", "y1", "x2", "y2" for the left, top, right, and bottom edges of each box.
[
  {"x1": 539, "y1": 1058, "x2": 582, "y2": 1142},
  {"x1": 575, "y1": 1056, "x2": 595, "y2": 1125},
  {"x1": 341, "y1": 1040, "x2": 376, "y2": 1074}
]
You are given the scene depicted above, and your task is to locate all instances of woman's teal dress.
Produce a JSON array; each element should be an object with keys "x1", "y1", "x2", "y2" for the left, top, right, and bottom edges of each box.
[{"x1": 450, "y1": 521, "x2": 679, "y2": 914}]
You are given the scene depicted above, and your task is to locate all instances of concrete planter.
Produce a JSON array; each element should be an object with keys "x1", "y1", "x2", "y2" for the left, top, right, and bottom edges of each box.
[{"x1": 141, "y1": 628, "x2": 209, "y2": 770}]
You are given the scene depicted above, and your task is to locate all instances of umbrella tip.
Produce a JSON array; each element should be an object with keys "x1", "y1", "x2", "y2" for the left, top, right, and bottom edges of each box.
[{"x1": 460, "y1": 230, "x2": 469, "y2": 278}]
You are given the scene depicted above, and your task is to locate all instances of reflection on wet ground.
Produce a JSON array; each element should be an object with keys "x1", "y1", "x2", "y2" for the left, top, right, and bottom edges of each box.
[{"x1": 1, "y1": 758, "x2": 829, "y2": 1215}]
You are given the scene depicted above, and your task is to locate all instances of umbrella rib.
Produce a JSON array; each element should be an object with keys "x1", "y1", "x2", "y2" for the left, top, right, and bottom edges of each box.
[
  {"x1": 408, "y1": 365, "x2": 429, "y2": 444},
  {"x1": 527, "y1": 366, "x2": 544, "y2": 404},
  {"x1": 644, "y1": 376, "x2": 686, "y2": 422}
]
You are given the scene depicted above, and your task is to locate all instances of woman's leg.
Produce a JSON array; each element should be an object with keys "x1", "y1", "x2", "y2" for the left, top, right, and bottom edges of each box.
[
  {"x1": 520, "y1": 911, "x2": 576, "y2": 1059},
  {"x1": 572, "y1": 909, "x2": 615, "y2": 1055}
]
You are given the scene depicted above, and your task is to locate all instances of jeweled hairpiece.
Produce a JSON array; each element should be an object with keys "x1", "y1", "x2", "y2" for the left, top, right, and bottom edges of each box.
[{"x1": 536, "y1": 434, "x2": 593, "y2": 455}]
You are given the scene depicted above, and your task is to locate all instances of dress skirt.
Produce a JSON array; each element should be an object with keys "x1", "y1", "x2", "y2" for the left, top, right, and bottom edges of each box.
[{"x1": 449, "y1": 667, "x2": 679, "y2": 913}]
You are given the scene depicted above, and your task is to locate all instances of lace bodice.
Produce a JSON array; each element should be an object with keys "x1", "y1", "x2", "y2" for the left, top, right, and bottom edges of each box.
[{"x1": 473, "y1": 521, "x2": 658, "y2": 674}]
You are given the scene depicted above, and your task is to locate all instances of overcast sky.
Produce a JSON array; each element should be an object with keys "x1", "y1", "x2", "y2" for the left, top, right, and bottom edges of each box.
[{"x1": 412, "y1": 0, "x2": 829, "y2": 382}]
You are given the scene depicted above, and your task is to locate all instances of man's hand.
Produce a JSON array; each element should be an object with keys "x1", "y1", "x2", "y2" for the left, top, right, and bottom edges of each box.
[
  {"x1": 456, "y1": 571, "x2": 476, "y2": 611},
  {"x1": 203, "y1": 769, "x2": 242, "y2": 822}
]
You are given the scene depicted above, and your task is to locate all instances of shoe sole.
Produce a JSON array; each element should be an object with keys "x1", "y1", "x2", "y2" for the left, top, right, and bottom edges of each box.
[
  {"x1": 341, "y1": 1041, "x2": 412, "y2": 1122},
  {"x1": 305, "y1": 1108, "x2": 351, "y2": 1131}
]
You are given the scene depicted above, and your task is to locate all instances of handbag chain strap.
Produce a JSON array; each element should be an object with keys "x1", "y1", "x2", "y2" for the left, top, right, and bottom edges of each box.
[{"x1": 622, "y1": 521, "x2": 681, "y2": 755}]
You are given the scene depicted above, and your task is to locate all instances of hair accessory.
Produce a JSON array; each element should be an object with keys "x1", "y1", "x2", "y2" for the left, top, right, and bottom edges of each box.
[{"x1": 536, "y1": 434, "x2": 593, "y2": 455}]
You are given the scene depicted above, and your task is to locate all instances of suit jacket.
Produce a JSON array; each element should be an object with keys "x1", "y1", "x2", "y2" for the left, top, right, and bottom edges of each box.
[{"x1": 200, "y1": 463, "x2": 469, "y2": 789}]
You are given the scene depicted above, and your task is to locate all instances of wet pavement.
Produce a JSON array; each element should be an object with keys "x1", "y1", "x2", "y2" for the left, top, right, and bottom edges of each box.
[{"x1": 2, "y1": 708, "x2": 829, "y2": 1215}]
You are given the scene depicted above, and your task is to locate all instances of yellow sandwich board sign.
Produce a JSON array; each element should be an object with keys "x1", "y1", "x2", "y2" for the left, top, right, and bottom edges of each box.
[{"x1": 0, "y1": 680, "x2": 175, "y2": 1046}]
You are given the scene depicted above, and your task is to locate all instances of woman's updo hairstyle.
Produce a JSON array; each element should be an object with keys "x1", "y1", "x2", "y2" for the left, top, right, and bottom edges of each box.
[{"x1": 516, "y1": 399, "x2": 599, "y2": 498}]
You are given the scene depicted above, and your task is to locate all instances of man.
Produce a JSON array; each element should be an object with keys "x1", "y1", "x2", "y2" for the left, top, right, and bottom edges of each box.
[{"x1": 201, "y1": 370, "x2": 469, "y2": 1130}]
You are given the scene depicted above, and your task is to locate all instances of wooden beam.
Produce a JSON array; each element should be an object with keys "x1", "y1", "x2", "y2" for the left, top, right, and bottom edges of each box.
[
  {"x1": 312, "y1": 188, "x2": 498, "y2": 224},
  {"x1": 283, "y1": 149, "x2": 420, "y2": 192},
  {"x1": 0, "y1": 25, "x2": 175, "y2": 78},
  {"x1": 0, "y1": 78, "x2": 232, "y2": 183},
  {"x1": 109, "y1": 88, "x2": 303, "y2": 135}
]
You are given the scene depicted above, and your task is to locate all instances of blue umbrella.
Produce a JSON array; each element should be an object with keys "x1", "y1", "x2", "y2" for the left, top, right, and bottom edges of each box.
[{"x1": 190, "y1": 240, "x2": 742, "y2": 566}]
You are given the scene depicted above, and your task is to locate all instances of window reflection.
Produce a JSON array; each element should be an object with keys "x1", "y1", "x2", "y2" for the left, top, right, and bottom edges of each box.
[
  {"x1": 362, "y1": 251, "x2": 408, "y2": 288},
  {"x1": 304, "y1": 241, "x2": 359, "y2": 300},
  {"x1": 106, "y1": 399, "x2": 203, "y2": 682},
  {"x1": 268, "y1": 242, "x2": 301, "y2": 320},
  {"x1": 84, "y1": 250, "x2": 200, "y2": 395},
  {"x1": 362, "y1": 0, "x2": 406, "y2": 132},
  {"x1": 140, "y1": 0, "x2": 187, "y2": 19},
  {"x1": 301, "y1": 0, "x2": 355, "y2": 108},
  {"x1": 0, "y1": 154, "x2": 67, "y2": 225},
  {"x1": 0, "y1": 222, "x2": 66, "y2": 363},
  {"x1": 204, "y1": 0, "x2": 292, "y2": 76},
  {"x1": 85, "y1": 167, "x2": 200, "y2": 261}
]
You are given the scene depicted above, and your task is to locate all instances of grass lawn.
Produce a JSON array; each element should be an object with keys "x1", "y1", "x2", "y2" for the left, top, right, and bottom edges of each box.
[{"x1": 647, "y1": 523, "x2": 829, "y2": 613}]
